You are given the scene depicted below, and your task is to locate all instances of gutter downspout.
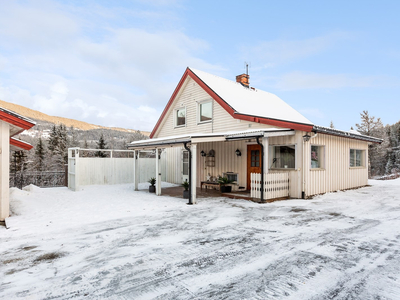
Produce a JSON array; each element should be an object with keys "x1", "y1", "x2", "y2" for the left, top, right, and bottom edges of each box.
[
  {"x1": 256, "y1": 137, "x2": 264, "y2": 203},
  {"x1": 183, "y1": 142, "x2": 193, "y2": 205}
]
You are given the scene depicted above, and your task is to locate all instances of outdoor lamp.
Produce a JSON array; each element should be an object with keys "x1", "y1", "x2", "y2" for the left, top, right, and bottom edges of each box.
[
  {"x1": 303, "y1": 133, "x2": 311, "y2": 142},
  {"x1": 200, "y1": 150, "x2": 206, "y2": 157},
  {"x1": 235, "y1": 149, "x2": 241, "y2": 156}
]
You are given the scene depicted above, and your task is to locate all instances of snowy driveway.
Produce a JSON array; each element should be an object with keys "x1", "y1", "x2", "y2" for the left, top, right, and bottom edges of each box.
[{"x1": 1, "y1": 180, "x2": 400, "y2": 299}]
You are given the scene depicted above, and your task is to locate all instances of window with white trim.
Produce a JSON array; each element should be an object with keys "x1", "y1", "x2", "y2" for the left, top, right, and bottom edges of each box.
[
  {"x1": 269, "y1": 145, "x2": 296, "y2": 169},
  {"x1": 175, "y1": 107, "x2": 186, "y2": 127},
  {"x1": 311, "y1": 145, "x2": 325, "y2": 169},
  {"x1": 350, "y1": 149, "x2": 365, "y2": 167},
  {"x1": 198, "y1": 100, "x2": 212, "y2": 123}
]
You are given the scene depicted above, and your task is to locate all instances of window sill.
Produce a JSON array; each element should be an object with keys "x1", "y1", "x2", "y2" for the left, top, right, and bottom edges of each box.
[
  {"x1": 349, "y1": 166, "x2": 366, "y2": 169},
  {"x1": 311, "y1": 168, "x2": 325, "y2": 171},
  {"x1": 197, "y1": 120, "x2": 212, "y2": 125},
  {"x1": 174, "y1": 125, "x2": 186, "y2": 129},
  {"x1": 270, "y1": 168, "x2": 296, "y2": 171}
]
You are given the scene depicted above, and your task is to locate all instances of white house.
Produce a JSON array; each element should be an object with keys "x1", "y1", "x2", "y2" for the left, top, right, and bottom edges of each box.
[
  {"x1": 0, "y1": 107, "x2": 35, "y2": 221},
  {"x1": 128, "y1": 68, "x2": 381, "y2": 204}
]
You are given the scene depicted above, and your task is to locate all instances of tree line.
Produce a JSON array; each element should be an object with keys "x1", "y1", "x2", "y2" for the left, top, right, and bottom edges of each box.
[
  {"x1": 353, "y1": 111, "x2": 399, "y2": 178},
  {"x1": 11, "y1": 123, "x2": 148, "y2": 173}
]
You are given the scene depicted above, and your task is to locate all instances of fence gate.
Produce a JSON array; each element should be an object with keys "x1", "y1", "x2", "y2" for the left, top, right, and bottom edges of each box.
[{"x1": 250, "y1": 172, "x2": 290, "y2": 200}]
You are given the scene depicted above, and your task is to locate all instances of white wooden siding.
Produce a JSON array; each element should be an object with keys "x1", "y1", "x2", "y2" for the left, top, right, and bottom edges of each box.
[
  {"x1": 163, "y1": 140, "x2": 248, "y2": 188},
  {"x1": 303, "y1": 133, "x2": 368, "y2": 197},
  {"x1": 155, "y1": 77, "x2": 274, "y2": 138}
]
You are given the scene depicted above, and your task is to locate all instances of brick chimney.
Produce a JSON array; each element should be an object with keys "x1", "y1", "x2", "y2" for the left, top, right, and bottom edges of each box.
[{"x1": 236, "y1": 73, "x2": 249, "y2": 87}]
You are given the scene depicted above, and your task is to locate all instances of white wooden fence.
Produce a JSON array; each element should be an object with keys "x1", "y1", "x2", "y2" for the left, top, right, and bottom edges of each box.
[
  {"x1": 250, "y1": 172, "x2": 290, "y2": 200},
  {"x1": 68, "y1": 148, "x2": 159, "y2": 191}
]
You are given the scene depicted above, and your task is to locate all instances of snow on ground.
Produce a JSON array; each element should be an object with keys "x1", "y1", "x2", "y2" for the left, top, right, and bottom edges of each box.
[{"x1": 1, "y1": 180, "x2": 400, "y2": 299}]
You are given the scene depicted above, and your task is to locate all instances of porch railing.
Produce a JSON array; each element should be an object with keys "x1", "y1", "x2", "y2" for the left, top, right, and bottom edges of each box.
[{"x1": 250, "y1": 172, "x2": 290, "y2": 200}]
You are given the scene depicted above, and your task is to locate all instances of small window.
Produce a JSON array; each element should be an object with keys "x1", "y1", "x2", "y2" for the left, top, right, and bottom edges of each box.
[
  {"x1": 311, "y1": 145, "x2": 324, "y2": 169},
  {"x1": 350, "y1": 149, "x2": 365, "y2": 167},
  {"x1": 176, "y1": 108, "x2": 186, "y2": 127},
  {"x1": 199, "y1": 101, "x2": 212, "y2": 123},
  {"x1": 269, "y1": 145, "x2": 296, "y2": 169}
]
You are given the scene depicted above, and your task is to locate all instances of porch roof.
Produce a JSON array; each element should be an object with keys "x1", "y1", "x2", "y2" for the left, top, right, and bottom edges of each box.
[{"x1": 128, "y1": 128, "x2": 294, "y2": 149}]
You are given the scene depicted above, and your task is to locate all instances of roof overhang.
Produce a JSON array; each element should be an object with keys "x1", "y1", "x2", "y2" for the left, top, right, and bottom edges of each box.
[
  {"x1": 313, "y1": 125, "x2": 383, "y2": 144},
  {"x1": 129, "y1": 128, "x2": 294, "y2": 150},
  {"x1": 0, "y1": 107, "x2": 36, "y2": 136},
  {"x1": 10, "y1": 137, "x2": 33, "y2": 151}
]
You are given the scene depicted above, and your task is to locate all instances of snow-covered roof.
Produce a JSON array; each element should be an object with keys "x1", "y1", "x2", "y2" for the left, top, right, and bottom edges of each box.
[{"x1": 189, "y1": 68, "x2": 313, "y2": 126}]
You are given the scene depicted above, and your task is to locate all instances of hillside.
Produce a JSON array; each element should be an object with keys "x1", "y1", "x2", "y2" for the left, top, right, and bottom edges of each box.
[{"x1": 0, "y1": 99, "x2": 150, "y2": 135}]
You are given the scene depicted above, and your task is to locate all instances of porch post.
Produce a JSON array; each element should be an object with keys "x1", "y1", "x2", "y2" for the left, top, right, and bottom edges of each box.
[
  {"x1": 191, "y1": 143, "x2": 197, "y2": 204},
  {"x1": 155, "y1": 148, "x2": 161, "y2": 195},
  {"x1": 0, "y1": 121, "x2": 10, "y2": 221},
  {"x1": 134, "y1": 150, "x2": 139, "y2": 191},
  {"x1": 263, "y1": 137, "x2": 269, "y2": 174}
]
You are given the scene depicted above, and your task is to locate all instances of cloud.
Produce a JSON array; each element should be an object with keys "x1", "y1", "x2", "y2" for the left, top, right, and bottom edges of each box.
[
  {"x1": 0, "y1": 1, "x2": 221, "y2": 131},
  {"x1": 273, "y1": 72, "x2": 400, "y2": 90},
  {"x1": 242, "y1": 32, "x2": 351, "y2": 69}
]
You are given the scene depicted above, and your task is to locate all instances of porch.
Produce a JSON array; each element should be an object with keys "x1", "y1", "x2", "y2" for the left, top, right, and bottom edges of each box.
[{"x1": 128, "y1": 127, "x2": 302, "y2": 204}]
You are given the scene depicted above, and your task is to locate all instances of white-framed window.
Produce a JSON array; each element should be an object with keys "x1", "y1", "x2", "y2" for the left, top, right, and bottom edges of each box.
[
  {"x1": 198, "y1": 100, "x2": 212, "y2": 123},
  {"x1": 350, "y1": 149, "x2": 365, "y2": 167},
  {"x1": 311, "y1": 145, "x2": 325, "y2": 169},
  {"x1": 269, "y1": 145, "x2": 296, "y2": 169},
  {"x1": 175, "y1": 107, "x2": 186, "y2": 127}
]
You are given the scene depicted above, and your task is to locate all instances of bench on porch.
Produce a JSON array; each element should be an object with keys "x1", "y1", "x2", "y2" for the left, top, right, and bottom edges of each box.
[{"x1": 201, "y1": 181, "x2": 220, "y2": 190}]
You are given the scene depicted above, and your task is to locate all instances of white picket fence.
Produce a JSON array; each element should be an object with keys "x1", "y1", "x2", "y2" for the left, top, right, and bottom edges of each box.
[{"x1": 250, "y1": 172, "x2": 290, "y2": 200}]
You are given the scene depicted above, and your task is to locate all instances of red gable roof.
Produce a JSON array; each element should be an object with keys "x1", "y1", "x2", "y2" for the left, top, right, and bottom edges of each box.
[{"x1": 150, "y1": 68, "x2": 313, "y2": 138}]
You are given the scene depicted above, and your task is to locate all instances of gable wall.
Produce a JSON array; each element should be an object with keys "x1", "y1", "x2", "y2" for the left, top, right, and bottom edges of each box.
[{"x1": 155, "y1": 77, "x2": 275, "y2": 138}]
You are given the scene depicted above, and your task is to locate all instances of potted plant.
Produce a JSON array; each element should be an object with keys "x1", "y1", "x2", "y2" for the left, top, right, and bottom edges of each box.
[
  {"x1": 148, "y1": 177, "x2": 156, "y2": 193},
  {"x1": 182, "y1": 180, "x2": 189, "y2": 199},
  {"x1": 218, "y1": 176, "x2": 235, "y2": 193}
]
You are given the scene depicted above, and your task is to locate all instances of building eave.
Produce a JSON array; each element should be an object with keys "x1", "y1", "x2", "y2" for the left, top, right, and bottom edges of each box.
[{"x1": 313, "y1": 125, "x2": 383, "y2": 144}]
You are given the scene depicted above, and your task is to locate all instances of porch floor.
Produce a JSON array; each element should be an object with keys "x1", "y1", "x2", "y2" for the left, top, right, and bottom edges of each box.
[{"x1": 157, "y1": 186, "x2": 261, "y2": 202}]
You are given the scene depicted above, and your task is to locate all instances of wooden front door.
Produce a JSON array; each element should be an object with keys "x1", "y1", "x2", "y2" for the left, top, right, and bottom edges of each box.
[{"x1": 247, "y1": 144, "x2": 262, "y2": 190}]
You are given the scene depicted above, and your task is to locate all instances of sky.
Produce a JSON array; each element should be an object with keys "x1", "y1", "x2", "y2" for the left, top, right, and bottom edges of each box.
[{"x1": 0, "y1": 0, "x2": 399, "y2": 132}]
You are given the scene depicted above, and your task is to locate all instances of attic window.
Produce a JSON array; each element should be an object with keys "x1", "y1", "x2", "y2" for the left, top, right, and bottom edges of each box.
[
  {"x1": 176, "y1": 108, "x2": 186, "y2": 127},
  {"x1": 198, "y1": 100, "x2": 212, "y2": 123}
]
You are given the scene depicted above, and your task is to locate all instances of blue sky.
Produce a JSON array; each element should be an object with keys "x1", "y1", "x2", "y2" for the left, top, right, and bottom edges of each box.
[{"x1": 0, "y1": 0, "x2": 399, "y2": 132}]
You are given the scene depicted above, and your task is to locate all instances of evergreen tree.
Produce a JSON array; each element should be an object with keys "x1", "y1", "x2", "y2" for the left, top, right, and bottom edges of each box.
[
  {"x1": 48, "y1": 125, "x2": 58, "y2": 153},
  {"x1": 33, "y1": 138, "x2": 46, "y2": 171},
  {"x1": 69, "y1": 126, "x2": 80, "y2": 148},
  {"x1": 355, "y1": 110, "x2": 386, "y2": 177},
  {"x1": 95, "y1": 134, "x2": 108, "y2": 157},
  {"x1": 10, "y1": 151, "x2": 28, "y2": 173}
]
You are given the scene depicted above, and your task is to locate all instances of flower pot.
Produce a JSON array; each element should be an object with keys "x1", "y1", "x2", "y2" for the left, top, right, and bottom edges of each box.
[
  {"x1": 183, "y1": 190, "x2": 189, "y2": 199},
  {"x1": 149, "y1": 185, "x2": 156, "y2": 193},
  {"x1": 220, "y1": 185, "x2": 232, "y2": 193},
  {"x1": 311, "y1": 160, "x2": 319, "y2": 168}
]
